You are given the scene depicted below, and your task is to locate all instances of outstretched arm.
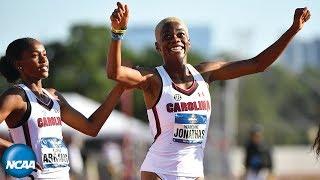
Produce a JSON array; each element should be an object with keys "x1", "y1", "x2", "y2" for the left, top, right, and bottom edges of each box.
[
  {"x1": 106, "y1": 2, "x2": 154, "y2": 89},
  {"x1": 52, "y1": 84, "x2": 125, "y2": 137},
  {"x1": 197, "y1": 7, "x2": 311, "y2": 83}
]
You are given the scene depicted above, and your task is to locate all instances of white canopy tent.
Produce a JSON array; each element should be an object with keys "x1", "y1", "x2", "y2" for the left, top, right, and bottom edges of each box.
[{"x1": 0, "y1": 92, "x2": 152, "y2": 142}]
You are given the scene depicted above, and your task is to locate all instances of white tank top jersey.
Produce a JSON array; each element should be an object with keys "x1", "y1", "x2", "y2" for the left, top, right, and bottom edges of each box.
[
  {"x1": 8, "y1": 84, "x2": 70, "y2": 179},
  {"x1": 141, "y1": 64, "x2": 212, "y2": 177}
]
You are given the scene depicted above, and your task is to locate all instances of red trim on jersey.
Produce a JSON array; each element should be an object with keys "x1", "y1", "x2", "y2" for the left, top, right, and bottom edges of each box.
[
  {"x1": 152, "y1": 107, "x2": 161, "y2": 142},
  {"x1": 172, "y1": 80, "x2": 198, "y2": 96}
]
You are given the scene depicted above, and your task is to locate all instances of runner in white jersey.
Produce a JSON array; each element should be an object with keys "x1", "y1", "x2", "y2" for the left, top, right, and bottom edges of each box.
[
  {"x1": 141, "y1": 64, "x2": 211, "y2": 177},
  {"x1": 9, "y1": 84, "x2": 70, "y2": 179},
  {"x1": 0, "y1": 38, "x2": 126, "y2": 179},
  {"x1": 107, "y1": 2, "x2": 310, "y2": 179}
]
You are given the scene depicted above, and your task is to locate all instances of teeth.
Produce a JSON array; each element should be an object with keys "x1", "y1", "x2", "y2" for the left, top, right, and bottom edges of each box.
[
  {"x1": 170, "y1": 46, "x2": 183, "y2": 52},
  {"x1": 40, "y1": 67, "x2": 48, "y2": 71}
]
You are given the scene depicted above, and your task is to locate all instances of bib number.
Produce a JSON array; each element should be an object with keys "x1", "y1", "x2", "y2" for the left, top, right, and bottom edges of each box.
[
  {"x1": 173, "y1": 113, "x2": 207, "y2": 144},
  {"x1": 40, "y1": 137, "x2": 69, "y2": 169}
]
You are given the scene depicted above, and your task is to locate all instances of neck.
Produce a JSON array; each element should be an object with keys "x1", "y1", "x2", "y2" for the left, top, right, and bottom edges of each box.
[
  {"x1": 22, "y1": 79, "x2": 43, "y2": 94},
  {"x1": 163, "y1": 63, "x2": 189, "y2": 82}
]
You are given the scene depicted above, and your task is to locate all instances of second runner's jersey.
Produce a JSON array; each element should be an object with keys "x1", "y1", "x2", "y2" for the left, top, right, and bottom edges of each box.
[
  {"x1": 141, "y1": 64, "x2": 212, "y2": 177},
  {"x1": 8, "y1": 84, "x2": 70, "y2": 179}
]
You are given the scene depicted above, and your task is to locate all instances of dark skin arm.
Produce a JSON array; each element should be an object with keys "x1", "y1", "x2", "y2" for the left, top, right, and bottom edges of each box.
[
  {"x1": 48, "y1": 84, "x2": 125, "y2": 137},
  {"x1": 107, "y1": 2, "x2": 152, "y2": 87},
  {"x1": 0, "y1": 87, "x2": 26, "y2": 148},
  {"x1": 0, "y1": 85, "x2": 124, "y2": 169},
  {"x1": 0, "y1": 84, "x2": 125, "y2": 147},
  {"x1": 196, "y1": 7, "x2": 311, "y2": 83},
  {"x1": 107, "y1": 2, "x2": 161, "y2": 109}
]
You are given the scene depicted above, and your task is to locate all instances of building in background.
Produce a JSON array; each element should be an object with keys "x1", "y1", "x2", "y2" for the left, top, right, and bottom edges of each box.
[{"x1": 280, "y1": 38, "x2": 320, "y2": 72}]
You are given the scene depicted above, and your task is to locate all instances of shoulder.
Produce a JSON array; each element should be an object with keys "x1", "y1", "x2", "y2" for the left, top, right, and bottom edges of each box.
[
  {"x1": 45, "y1": 88, "x2": 58, "y2": 97},
  {"x1": 195, "y1": 60, "x2": 227, "y2": 73},
  {"x1": 0, "y1": 86, "x2": 27, "y2": 110},
  {"x1": 45, "y1": 88, "x2": 66, "y2": 102},
  {"x1": 194, "y1": 60, "x2": 227, "y2": 82},
  {"x1": 1, "y1": 86, "x2": 26, "y2": 102},
  {"x1": 45, "y1": 88, "x2": 69, "y2": 108}
]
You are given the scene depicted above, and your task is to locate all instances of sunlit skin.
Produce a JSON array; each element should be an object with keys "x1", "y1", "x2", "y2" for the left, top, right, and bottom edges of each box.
[
  {"x1": 156, "y1": 21, "x2": 194, "y2": 90},
  {"x1": 107, "y1": 2, "x2": 310, "y2": 179},
  {"x1": 156, "y1": 22, "x2": 191, "y2": 67},
  {"x1": 5, "y1": 40, "x2": 52, "y2": 128},
  {"x1": 18, "y1": 41, "x2": 49, "y2": 81}
]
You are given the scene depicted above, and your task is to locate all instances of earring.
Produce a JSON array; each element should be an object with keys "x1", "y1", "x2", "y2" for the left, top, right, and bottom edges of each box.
[{"x1": 18, "y1": 66, "x2": 22, "y2": 70}]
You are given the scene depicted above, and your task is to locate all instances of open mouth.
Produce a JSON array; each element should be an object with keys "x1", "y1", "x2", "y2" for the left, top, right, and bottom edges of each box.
[
  {"x1": 170, "y1": 45, "x2": 184, "y2": 53},
  {"x1": 39, "y1": 66, "x2": 49, "y2": 72}
]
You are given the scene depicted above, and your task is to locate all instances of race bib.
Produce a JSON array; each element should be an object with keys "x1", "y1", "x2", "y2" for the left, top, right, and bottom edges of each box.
[
  {"x1": 40, "y1": 137, "x2": 69, "y2": 169},
  {"x1": 173, "y1": 113, "x2": 207, "y2": 144}
]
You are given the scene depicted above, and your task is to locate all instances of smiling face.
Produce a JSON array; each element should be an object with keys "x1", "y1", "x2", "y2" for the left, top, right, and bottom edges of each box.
[
  {"x1": 16, "y1": 40, "x2": 49, "y2": 81},
  {"x1": 155, "y1": 18, "x2": 191, "y2": 66}
]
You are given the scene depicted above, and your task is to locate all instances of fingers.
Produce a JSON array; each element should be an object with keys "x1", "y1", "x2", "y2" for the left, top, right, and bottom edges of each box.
[
  {"x1": 304, "y1": 12, "x2": 311, "y2": 22},
  {"x1": 110, "y1": 9, "x2": 122, "y2": 24},
  {"x1": 295, "y1": 7, "x2": 307, "y2": 16},
  {"x1": 117, "y1": 2, "x2": 125, "y2": 12},
  {"x1": 124, "y1": 4, "x2": 129, "y2": 17},
  {"x1": 303, "y1": 8, "x2": 311, "y2": 22},
  {"x1": 110, "y1": 2, "x2": 128, "y2": 23},
  {"x1": 110, "y1": 11, "x2": 120, "y2": 24},
  {"x1": 294, "y1": 7, "x2": 311, "y2": 21},
  {"x1": 299, "y1": 7, "x2": 311, "y2": 22},
  {"x1": 115, "y1": 2, "x2": 127, "y2": 17}
]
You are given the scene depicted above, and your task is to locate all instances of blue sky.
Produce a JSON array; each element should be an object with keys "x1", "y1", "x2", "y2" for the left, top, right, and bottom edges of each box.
[{"x1": 0, "y1": 0, "x2": 319, "y2": 57}]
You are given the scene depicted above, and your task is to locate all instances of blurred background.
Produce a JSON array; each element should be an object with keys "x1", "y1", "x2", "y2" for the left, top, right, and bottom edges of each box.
[{"x1": 1, "y1": 0, "x2": 320, "y2": 179}]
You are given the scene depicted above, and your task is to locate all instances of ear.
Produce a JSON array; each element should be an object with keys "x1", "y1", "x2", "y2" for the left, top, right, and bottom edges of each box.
[
  {"x1": 13, "y1": 61, "x2": 23, "y2": 71},
  {"x1": 155, "y1": 42, "x2": 161, "y2": 53}
]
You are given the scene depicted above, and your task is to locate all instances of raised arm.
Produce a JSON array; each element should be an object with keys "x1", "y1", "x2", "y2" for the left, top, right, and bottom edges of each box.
[
  {"x1": 52, "y1": 84, "x2": 125, "y2": 137},
  {"x1": 107, "y1": 2, "x2": 154, "y2": 89},
  {"x1": 197, "y1": 7, "x2": 311, "y2": 83}
]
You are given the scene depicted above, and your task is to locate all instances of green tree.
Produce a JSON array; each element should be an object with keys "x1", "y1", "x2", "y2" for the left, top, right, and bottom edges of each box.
[{"x1": 237, "y1": 66, "x2": 320, "y2": 144}]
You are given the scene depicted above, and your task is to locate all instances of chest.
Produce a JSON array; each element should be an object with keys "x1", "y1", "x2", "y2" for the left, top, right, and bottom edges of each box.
[
  {"x1": 28, "y1": 100, "x2": 62, "y2": 129},
  {"x1": 156, "y1": 81, "x2": 211, "y2": 117}
]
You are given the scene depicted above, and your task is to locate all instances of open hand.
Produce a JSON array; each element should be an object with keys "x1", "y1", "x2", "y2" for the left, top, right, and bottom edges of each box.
[
  {"x1": 110, "y1": 2, "x2": 129, "y2": 30},
  {"x1": 292, "y1": 7, "x2": 311, "y2": 31}
]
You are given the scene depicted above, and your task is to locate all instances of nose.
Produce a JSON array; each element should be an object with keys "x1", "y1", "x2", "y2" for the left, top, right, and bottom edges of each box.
[
  {"x1": 171, "y1": 34, "x2": 181, "y2": 43},
  {"x1": 39, "y1": 54, "x2": 47, "y2": 63}
]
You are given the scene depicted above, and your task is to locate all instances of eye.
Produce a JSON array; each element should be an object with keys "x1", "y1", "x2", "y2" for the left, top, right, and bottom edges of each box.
[
  {"x1": 31, "y1": 53, "x2": 38, "y2": 58},
  {"x1": 163, "y1": 34, "x2": 172, "y2": 40},
  {"x1": 177, "y1": 32, "x2": 186, "y2": 38},
  {"x1": 165, "y1": 35, "x2": 171, "y2": 39}
]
